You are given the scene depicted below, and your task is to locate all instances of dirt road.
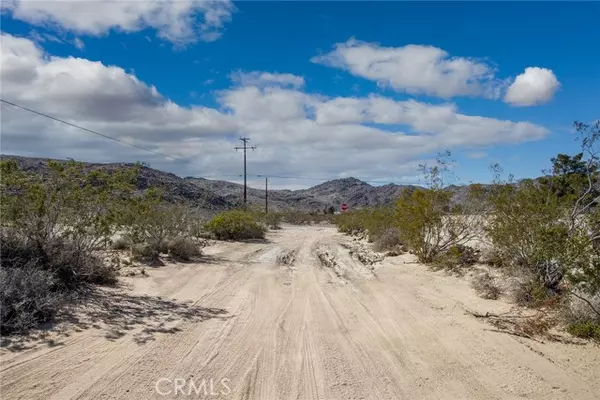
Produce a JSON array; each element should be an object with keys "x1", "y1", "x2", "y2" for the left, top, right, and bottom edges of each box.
[{"x1": 1, "y1": 225, "x2": 599, "y2": 399}]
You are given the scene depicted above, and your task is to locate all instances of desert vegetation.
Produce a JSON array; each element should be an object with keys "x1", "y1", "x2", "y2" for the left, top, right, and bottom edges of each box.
[
  {"x1": 3, "y1": 122, "x2": 599, "y2": 342},
  {"x1": 0, "y1": 159, "x2": 205, "y2": 333},
  {"x1": 333, "y1": 121, "x2": 600, "y2": 340},
  {"x1": 205, "y1": 210, "x2": 267, "y2": 240}
]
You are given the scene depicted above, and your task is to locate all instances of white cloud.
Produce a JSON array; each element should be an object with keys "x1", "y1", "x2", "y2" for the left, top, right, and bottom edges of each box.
[
  {"x1": 314, "y1": 96, "x2": 547, "y2": 146},
  {"x1": 504, "y1": 67, "x2": 560, "y2": 106},
  {"x1": 0, "y1": 33, "x2": 550, "y2": 187},
  {"x1": 312, "y1": 38, "x2": 504, "y2": 99},
  {"x1": 0, "y1": 33, "x2": 236, "y2": 141},
  {"x1": 230, "y1": 71, "x2": 305, "y2": 89},
  {"x1": 1, "y1": 0, "x2": 235, "y2": 45}
]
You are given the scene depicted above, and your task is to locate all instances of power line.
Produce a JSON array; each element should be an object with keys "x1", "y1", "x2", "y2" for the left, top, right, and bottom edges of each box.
[
  {"x1": 0, "y1": 98, "x2": 183, "y2": 161},
  {"x1": 1, "y1": 99, "x2": 419, "y2": 186}
]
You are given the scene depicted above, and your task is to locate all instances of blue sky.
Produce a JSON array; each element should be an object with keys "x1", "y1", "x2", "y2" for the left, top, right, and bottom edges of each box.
[{"x1": 1, "y1": 1, "x2": 599, "y2": 188}]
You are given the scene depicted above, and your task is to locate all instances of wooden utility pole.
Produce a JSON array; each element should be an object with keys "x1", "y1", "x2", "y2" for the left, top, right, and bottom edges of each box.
[
  {"x1": 258, "y1": 175, "x2": 268, "y2": 213},
  {"x1": 234, "y1": 137, "x2": 256, "y2": 206}
]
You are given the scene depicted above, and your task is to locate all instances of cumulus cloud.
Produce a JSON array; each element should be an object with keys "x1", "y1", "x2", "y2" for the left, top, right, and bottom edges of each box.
[
  {"x1": 230, "y1": 71, "x2": 305, "y2": 89},
  {"x1": 0, "y1": 33, "x2": 550, "y2": 187},
  {"x1": 312, "y1": 38, "x2": 504, "y2": 99},
  {"x1": 0, "y1": 33, "x2": 236, "y2": 142},
  {"x1": 1, "y1": 0, "x2": 235, "y2": 44},
  {"x1": 504, "y1": 67, "x2": 560, "y2": 106}
]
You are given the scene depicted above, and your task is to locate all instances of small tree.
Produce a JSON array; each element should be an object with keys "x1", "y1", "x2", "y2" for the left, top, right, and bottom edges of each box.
[{"x1": 395, "y1": 152, "x2": 484, "y2": 263}]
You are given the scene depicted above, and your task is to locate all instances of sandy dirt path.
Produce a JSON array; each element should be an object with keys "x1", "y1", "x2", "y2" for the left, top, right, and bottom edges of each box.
[{"x1": 1, "y1": 225, "x2": 599, "y2": 399}]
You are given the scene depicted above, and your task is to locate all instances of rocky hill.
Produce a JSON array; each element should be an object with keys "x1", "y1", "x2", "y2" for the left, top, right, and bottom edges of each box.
[
  {"x1": 1, "y1": 155, "x2": 426, "y2": 212},
  {"x1": 1, "y1": 155, "x2": 233, "y2": 210}
]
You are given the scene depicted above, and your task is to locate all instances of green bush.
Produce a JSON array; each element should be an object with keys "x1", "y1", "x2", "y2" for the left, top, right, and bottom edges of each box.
[
  {"x1": 283, "y1": 211, "x2": 334, "y2": 225},
  {"x1": 395, "y1": 188, "x2": 483, "y2": 263},
  {"x1": 0, "y1": 159, "x2": 139, "y2": 253},
  {"x1": 334, "y1": 210, "x2": 370, "y2": 234},
  {"x1": 168, "y1": 237, "x2": 201, "y2": 261},
  {"x1": 567, "y1": 322, "x2": 600, "y2": 340},
  {"x1": 486, "y1": 180, "x2": 568, "y2": 288},
  {"x1": 123, "y1": 199, "x2": 192, "y2": 251},
  {"x1": 394, "y1": 154, "x2": 485, "y2": 263},
  {"x1": 255, "y1": 212, "x2": 282, "y2": 229},
  {"x1": 486, "y1": 122, "x2": 600, "y2": 302},
  {"x1": 206, "y1": 210, "x2": 266, "y2": 240}
]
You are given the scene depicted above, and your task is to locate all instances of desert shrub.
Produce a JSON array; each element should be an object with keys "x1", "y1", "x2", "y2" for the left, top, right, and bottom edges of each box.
[
  {"x1": 168, "y1": 237, "x2": 201, "y2": 261},
  {"x1": 186, "y1": 213, "x2": 211, "y2": 240},
  {"x1": 479, "y1": 247, "x2": 505, "y2": 268},
  {"x1": 563, "y1": 292, "x2": 600, "y2": 339},
  {"x1": 486, "y1": 122, "x2": 600, "y2": 312},
  {"x1": 1, "y1": 159, "x2": 139, "y2": 249},
  {"x1": 283, "y1": 211, "x2": 334, "y2": 225},
  {"x1": 0, "y1": 160, "x2": 136, "y2": 333},
  {"x1": 432, "y1": 244, "x2": 480, "y2": 271},
  {"x1": 560, "y1": 294, "x2": 600, "y2": 333},
  {"x1": 486, "y1": 179, "x2": 569, "y2": 290},
  {"x1": 111, "y1": 236, "x2": 130, "y2": 250},
  {"x1": 512, "y1": 277, "x2": 554, "y2": 307},
  {"x1": 471, "y1": 272, "x2": 502, "y2": 300},
  {"x1": 363, "y1": 207, "x2": 396, "y2": 239},
  {"x1": 1, "y1": 231, "x2": 117, "y2": 288},
  {"x1": 334, "y1": 207, "x2": 397, "y2": 242},
  {"x1": 131, "y1": 243, "x2": 160, "y2": 261},
  {"x1": 254, "y1": 212, "x2": 282, "y2": 229},
  {"x1": 206, "y1": 210, "x2": 266, "y2": 240},
  {"x1": 395, "y1": 154, "x2": 485, "y2": 263},
  {"x1": 0, "y1": 231, "x2": 118, "y2": 333},
  {"x1": 0, "y1": 267, "x2": 61, "y2": 334},
  {"x1": 334, "y1": 210, "x2": 369, "y2": 233},
  {"x1": 372, "y1": 227, "x2": 402, "y2": 252},
  {"x1": 123, "y1": 196, "x2": 192, "y2": 252},
  {"x1": 567, "y1": 322, "x2": 600, "y2": 340}
]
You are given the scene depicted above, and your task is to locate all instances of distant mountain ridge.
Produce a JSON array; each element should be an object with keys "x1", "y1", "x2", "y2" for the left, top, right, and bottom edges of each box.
[{"x1": 1, "y1": 155, "x2": 434, "y2": 212}]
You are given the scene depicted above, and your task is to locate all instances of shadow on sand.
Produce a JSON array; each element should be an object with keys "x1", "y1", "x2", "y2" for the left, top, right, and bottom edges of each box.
[{"x1": 0, "y1": 286, "x2": 229, "y2": 352}]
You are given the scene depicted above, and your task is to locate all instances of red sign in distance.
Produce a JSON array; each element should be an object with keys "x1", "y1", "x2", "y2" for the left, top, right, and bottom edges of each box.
[{"x1": 340, "y1": 203, "x2": 349, "y2": 212}]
